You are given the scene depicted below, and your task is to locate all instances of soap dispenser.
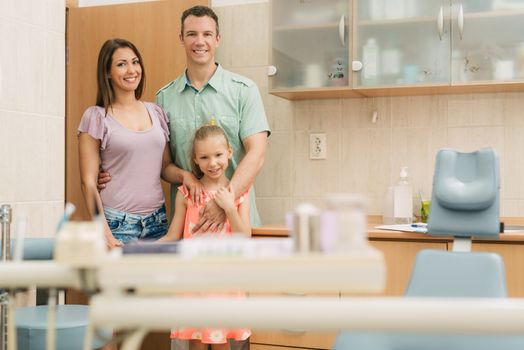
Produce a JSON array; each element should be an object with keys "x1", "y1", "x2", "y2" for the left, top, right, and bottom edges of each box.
[{"x1": 393, "y1": 166, "x2": 413, "y2": 224}]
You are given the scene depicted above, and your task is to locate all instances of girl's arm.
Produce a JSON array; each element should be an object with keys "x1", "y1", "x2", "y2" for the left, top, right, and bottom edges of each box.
[
  {"x1": 160, "y1": 143, "x2": 204, "y2": 206},
  {"x1": 78, "y1": 133, "x2": 122, "y2": 248},
  {"x1": 158, "y1": 190, "x2": 186, "y2": 241},
  {"x1": 214, "y1": 185, "x2": 251, "y2": 235}
]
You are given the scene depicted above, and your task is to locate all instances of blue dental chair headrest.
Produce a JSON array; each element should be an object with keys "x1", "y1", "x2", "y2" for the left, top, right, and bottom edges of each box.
[{"x1": 427, "y1": 147, "x2": 500, "y2": 238}]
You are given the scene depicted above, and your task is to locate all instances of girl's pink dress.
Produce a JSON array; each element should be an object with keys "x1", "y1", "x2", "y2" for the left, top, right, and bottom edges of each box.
[{"x1": 170, "y1": 185, "x2": 251, "y2": 344}]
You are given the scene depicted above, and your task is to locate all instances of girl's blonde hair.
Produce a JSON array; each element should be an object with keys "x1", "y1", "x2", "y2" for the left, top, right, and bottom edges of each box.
[{"x1": 190, "y1": 124, "x2": 231, "y2": 179}]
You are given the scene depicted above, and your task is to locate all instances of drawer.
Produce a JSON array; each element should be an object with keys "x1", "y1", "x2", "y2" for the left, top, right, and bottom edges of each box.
[
  {"x1": 251, "y1": 331, "x2": 336, "y2": 350},
  {"x1": 251, "y1": 344, "x2": 314, "y2": 350}
]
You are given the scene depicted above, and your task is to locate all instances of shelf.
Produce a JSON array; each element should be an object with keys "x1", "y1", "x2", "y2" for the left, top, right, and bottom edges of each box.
[{"x1": 269, "y1": 81, "x2": 524, "y2": 100}]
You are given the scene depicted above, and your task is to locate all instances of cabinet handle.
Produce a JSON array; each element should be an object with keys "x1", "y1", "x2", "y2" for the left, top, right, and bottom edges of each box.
[
  {"x1": 437, "y1": 6, "x2": 444, "y2": 41},
  {"x1": 457, "y1": 3, "x2": 464, "y2": 40},
  {"x1": 267, "y1": 65, "x2": 277, "y2": 76},
  {"x1": 338, "y1": 15, "x2": 345, "y2": 47}
]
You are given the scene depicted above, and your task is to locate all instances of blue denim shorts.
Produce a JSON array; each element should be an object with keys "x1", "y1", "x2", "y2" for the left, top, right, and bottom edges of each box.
[{"x1": 104, "y1": 205, "x2": 168, "y2": 244}]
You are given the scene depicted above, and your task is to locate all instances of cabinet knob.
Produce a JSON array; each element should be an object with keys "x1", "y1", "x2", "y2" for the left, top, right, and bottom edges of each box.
[
  {"x1": 352, "y1": 61, "x2": 363, "y2": 72},
  {"x1": 267, "y1": 65, "x2": 277, "y2": 76}
]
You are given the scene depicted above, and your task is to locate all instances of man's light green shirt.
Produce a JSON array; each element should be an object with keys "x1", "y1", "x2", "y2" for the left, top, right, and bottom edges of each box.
[{"x1": 156, "y1": 64, "x2": 270, "y2": 226}]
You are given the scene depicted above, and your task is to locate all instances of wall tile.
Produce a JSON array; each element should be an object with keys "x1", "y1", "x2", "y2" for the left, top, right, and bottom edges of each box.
[
  {"x1": 256, "y1": 197, "x2": 293, "y2": 225},
  {"x1": 502, "y1": 92, "x2": 524, "y2": 126},
  {"x1": 341, "y1": 96, "x2": 391, "y2": 130},
  {"x1": 3, "y1": 0, "x2": 45, "y2": 27},
  {"x1": 1, "y1": 20, "x2": 45, "y2": 113},
  {"x1": 229, "y1": 2, "x2": 268, "y2": 67},
  {"x1": 503, "y1": 127, "x2": 524, "y2": 199},
  {"x1": 339, "y1": 128, "x2": 391, "y2": 211},
  {"x1": 213, "y1": 6, "x2": 233, "y2": 68},
  {"x1": 255, "y1": 131, "x2": 293, "y2": 197},
  {"x1": 45, "y1": 0, "x2": 66, "y2": 33},
  {"x1": 266, "y1": 94, "x2": 293, "y2": 132},
  {"x1": 503, "y1": 200, "x2": 524, "y2": 217},
  {"x1": 11, "y1": 201, "x2": 63, "y2": 237},
  {"x1": 391, "y1": 95, "x2": 447, "y2": 128},
  {"x1": 447, "y1": 93, "x2": 504, "y2": 127},
  {"x1": 294, "y1": 99, "x2": 342, "y2": 132},
  {"x1": 44, "y1": 31, "x2": 66, "y2": 118},
  {"x1": 0, "y1": 112, "x2": 46, "y2": 202},
  {"x1": 1, "y1": 0, "x2": 67, "y2": 238},
  {"x1": 293, "y1": 131, "x2": 340, "y2": 197},
  {"x1": 44, "y1": 117, "x2": 65, "y2": 200}
]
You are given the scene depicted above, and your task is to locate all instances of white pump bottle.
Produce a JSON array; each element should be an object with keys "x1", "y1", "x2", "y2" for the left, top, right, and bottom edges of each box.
[{"x1": 393, "y1": 166, "x2": 413, "y2": 224}]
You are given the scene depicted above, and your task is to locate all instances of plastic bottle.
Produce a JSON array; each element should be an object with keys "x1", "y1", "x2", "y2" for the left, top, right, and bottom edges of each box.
[
  {"x1": 393, "y1": 167, "x2": 413, "y2": 224},
  {"x1": 362, "y1": 38, "x2": 380, "y2": 85}
]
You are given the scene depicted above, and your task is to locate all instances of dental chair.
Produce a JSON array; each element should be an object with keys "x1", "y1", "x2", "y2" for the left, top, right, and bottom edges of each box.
[
  {"x1": 333, "y1": 147, "x2": 524, "y2": 350},
  {"x1": 2, "y1": 237, "x2": 108, "y2": 350}
]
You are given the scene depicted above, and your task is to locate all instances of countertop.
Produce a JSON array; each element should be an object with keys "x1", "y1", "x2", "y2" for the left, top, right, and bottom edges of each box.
[{"x1": 252, "y1": 217, "x2": 524, "y2": 243}]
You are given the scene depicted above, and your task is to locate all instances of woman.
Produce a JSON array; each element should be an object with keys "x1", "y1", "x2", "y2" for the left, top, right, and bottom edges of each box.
[{"x1": 78, "y1": 38, "x2": 175, "y2": 248}]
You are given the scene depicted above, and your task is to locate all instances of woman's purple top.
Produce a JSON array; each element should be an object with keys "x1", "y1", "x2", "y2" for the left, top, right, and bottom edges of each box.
[{"x1": 78, "y1": 102, "x2": 170, "y2": 215}]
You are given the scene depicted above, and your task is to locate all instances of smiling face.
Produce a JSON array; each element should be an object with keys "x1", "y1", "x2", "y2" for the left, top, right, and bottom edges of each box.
[
  {"x1": 180, "y1": 15, "x2": 220, "y2": 67},
  {"x1": 193, "y1": 133, "x2": 232, "y2": 181},
  {"x1": 109, "y1": 47, "x2": 142, "y2": 94}
]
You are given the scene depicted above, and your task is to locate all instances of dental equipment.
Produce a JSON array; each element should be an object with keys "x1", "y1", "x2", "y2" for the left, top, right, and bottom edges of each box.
[{"x1": 1, "y1": 204, "x2": 12, "y2": 350}]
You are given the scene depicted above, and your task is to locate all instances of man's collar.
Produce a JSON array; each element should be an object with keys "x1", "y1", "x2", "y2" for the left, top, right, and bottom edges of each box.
[{"x1": 178, "y1": 63, "x2": 222, "y2": 93}]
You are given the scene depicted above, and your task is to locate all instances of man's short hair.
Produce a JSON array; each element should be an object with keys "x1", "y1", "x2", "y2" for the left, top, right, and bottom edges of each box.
[{"x1": 181, "y1": 5, "x2": 219, "y2": 35}]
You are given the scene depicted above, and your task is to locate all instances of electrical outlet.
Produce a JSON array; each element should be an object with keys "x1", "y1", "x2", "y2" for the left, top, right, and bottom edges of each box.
[{"x1": 309, "y1": 133, "x2": 327, "y2": 159}]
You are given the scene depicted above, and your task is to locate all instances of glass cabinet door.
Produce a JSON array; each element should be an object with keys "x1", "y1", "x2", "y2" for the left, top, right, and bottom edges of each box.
[
  {"x1": 354, "y1": 0, "x2": 450, "y2": 87},
  {"x1": 451, "y1": 0, "x2": 524, "y2": 84},
  {"x1": 270, "y1": 0, "x2": 349, "y2": 90}
]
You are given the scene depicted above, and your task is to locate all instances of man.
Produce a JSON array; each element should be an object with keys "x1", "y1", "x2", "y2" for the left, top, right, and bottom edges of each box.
[
  {"x1": 157, "y1": 5, "x2": 270, "y2": 233},
  {"x1": 161, "y1": 6, "x2": 270, "y2": 350}
]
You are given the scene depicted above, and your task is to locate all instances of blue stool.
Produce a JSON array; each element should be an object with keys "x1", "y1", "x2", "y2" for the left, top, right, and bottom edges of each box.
[
  {"x1": 16, "y1": 305, "x2": 106, "y2": 350},
  {"x1": 3, "y1": 238, "x2": 108, "y2": 350}
]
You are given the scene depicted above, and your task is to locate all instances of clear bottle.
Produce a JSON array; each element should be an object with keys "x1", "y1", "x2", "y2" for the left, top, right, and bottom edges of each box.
[
  {"x1": 393, "y1": 167, "x2": 413, "y2": 224},
  {"x1": 362, "y1": 38, "x2": 380, "y2": 85}
]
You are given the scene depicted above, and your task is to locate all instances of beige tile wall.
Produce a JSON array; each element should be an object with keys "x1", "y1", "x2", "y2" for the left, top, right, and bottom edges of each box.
[
  {"x1": 216, "y1": 2, "x2": 524, "y2": 225},
  {"x1": 0, "y1": 0, "x2": 65, "y2": 236}
]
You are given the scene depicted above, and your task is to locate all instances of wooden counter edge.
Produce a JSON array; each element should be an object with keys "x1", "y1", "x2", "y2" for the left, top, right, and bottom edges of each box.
[{"x1": 252, "y1": 217, "x2": 524, "y2": 243}]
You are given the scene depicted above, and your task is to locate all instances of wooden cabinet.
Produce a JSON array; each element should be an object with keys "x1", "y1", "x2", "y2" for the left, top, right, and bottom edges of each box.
[
  {"x1": 472, "y1": 241, "x2": 524, "y2": 297},
  {"x1": 269, "y1": 0, "x2": 524, "y2": 100},
  {"x1": 366, "y1": 239, "x2": 448, "y2": 296}
]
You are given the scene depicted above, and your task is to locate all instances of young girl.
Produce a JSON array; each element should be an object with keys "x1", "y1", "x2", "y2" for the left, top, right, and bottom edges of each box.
[{"x1": 161, "y1": 124, "x2": 251, "y2": 350}]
